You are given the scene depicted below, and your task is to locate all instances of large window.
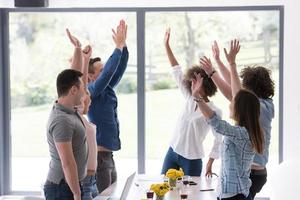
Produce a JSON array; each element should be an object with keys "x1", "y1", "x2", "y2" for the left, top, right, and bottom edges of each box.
[
  {"x1": 145, "y1": 11, "x2": 280, "y2": 181},
  {"x1": 0, "y1": 7, "x2": 282, "y2": 196},
  {"x1": 9, "y1": 12, "x2": 137, "y2": 191}
]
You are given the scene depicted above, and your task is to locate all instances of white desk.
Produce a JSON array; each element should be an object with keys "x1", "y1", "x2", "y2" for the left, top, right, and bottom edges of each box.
[{"x1": 94, "y1": 174, "x2": 218, "y2": 200}]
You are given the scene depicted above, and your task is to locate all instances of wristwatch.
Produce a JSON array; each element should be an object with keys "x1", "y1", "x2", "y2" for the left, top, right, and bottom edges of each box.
[
  {"x1": 209, "y1": 70, "x2": 216, "y2": 78},
  {"x1": 194, "y1": 97, "x2": 204, "y2": 103}
]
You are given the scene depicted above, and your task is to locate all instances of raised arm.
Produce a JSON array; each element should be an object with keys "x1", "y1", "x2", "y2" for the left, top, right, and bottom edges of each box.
[
  {"x1": 191, "y1": 73, "x2": 215, "y2": 119},
  {"x1": 224, "y1": 39, "x2": 241, "y2": 98},
  {"x1": 88, "y1": 20, "x2": 125, "y2": 97},
  {"x1": 191, "y1": 74, "x2": 249, "y2": 149},
  {"x1": 82, "y1": 45, "x2": 92, "y2": 87},
  {"x1": 66, "y1": 29, "x2": 83, "y2": 72},
  {"x1": 109, "y1": 20, "x2": 129, "y2": 88},
  {"x1": 212, "y1": 41, "x2": 231, "y2": 85},
  {"x1": 109, "y1": 46, "x2": 129, "y2": 88},
  {"x1": 164, "y1": 28, "x2": 179, "y2": 67},
  {"x1": 200, "y1": 56, "x2": 232, "y2": 101},
  {"x1": 164, "y1": 28, "x2": 189, "y2": 97}
]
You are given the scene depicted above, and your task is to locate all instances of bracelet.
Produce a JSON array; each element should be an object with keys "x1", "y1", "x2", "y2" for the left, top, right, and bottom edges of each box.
[
  {"x1": 194, "y1": 97, "x2": 204, "y2": 103},
  {"x1": 209, "y1": 70, "x2": 216, "y2": 78}
]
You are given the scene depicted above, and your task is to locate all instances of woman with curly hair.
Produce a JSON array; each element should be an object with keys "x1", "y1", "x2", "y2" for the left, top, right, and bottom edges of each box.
[
  {"x1": 161, "y1": 28, "x2": 222, "y2": 177},
  {"x1": 201, "y1": 39, "x2": 274, "y2": 199}
]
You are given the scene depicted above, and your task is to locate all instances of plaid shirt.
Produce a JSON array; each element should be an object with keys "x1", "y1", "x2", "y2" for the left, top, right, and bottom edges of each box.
[{"x1": 207, "y1": 113, "x2": 255, "y2": 198}]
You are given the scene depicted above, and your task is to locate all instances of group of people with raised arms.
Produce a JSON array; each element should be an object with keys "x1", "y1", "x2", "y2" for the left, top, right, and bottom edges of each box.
[
  {"x1": 43, "y1": 20, "x2": 274, "y2": 200},
  {"x1": 44, "y1": 20, "x2": 128, "y2": 200},
  {"x1": 163, "y1": 28, "x2": 274, "y2": 200}
]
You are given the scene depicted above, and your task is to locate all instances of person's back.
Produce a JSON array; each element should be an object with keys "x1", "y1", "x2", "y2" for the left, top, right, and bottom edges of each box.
[
  {"x1": 88, "y1": 85, "x2": 120, "y2": 150},
  {"x1": 86, "y1": 20, "x2": 129, "y2": 193},
  {"x1": 256, "y1": 98, "x2": 274, "y2": 165},
  {"x1": 240, "y1": 66, "x2": 275, "y2": 198},
  {"x1": 218, "y1": 124, "x2": 254, "y2": 197}
]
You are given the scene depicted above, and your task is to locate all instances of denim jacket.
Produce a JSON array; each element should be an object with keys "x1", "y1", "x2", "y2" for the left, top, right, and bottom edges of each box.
[{"x1": 87, "y1": 47, "x2": 129, "y2": 151}]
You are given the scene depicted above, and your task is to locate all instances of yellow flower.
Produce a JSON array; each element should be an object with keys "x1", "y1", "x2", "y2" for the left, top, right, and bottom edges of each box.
[
  {"x1": 166, "y1": 168, "x2": 184, "y2": 180},
  {"x1": 150, "y1": 183, "x2": 170, "y2": 196}
]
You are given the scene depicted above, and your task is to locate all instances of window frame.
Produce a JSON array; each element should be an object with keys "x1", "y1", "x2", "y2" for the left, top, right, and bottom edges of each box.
[{"x1": 0, "y1": 6, "x2": 284, "y2": 195}]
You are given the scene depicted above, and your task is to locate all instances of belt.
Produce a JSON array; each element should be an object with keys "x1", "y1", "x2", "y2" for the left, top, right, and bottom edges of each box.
[
  {"x1": 45, "y1": 179, "x2": 66, "y2": 186},
  {"x1": 251, "y1": 168, "x2": 267, "y2": 176},
  {"x1": 45, "y1": 179, "x2": 83, "y2": 186}
]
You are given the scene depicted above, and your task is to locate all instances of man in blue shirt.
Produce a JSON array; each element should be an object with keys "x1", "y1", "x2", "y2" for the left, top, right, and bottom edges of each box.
[{"x1": 87, "y1": 20, "x2": 129, "y2": 193}]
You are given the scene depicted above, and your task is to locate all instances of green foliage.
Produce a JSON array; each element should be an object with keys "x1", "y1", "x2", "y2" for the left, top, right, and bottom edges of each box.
[
  {"x1": 116, "y1": 77, "x2": 137, "y2": 94},
  {"x1": 11, "y1": 82, "x2": 54, "y2": 108},
  {"x1": 152, "y1": 77, "x2": 176, "y2": 91}
]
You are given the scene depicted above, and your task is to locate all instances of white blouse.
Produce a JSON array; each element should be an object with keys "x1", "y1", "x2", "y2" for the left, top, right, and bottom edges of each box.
[{"x1": 169, "y1": 65, "x2": 222, "y2": 160}]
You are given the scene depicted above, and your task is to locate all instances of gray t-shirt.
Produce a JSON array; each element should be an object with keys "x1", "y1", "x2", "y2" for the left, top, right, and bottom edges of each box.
[{"x1": 46, "y1": 102, "x2": 88, "y2": 184}]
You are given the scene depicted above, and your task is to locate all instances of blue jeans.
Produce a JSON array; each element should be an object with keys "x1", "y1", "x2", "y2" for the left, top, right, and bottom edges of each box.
[
  {"x1": 161, "y1": 147, "x2": 202, "y2": 176},
  {"x1": 44, "y1": 179, "x2": 80, "y2": 200},
  {"x1": 82, "y1": 174, "x2": 99, "y2": 200}
]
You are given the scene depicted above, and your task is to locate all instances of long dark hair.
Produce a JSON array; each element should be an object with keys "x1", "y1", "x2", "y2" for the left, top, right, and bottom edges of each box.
[{"x1": 233, "y1": 89, "x2": 264, "y2": 154}]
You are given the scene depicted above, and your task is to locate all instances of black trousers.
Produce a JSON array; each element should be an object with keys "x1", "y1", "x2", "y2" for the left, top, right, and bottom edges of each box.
[
  {"x1": 217, "y1": 193, "x2": 252, "y2": 200},
  {"x1": 249, "y1": 168, "x2": 267, "y2": 198}
]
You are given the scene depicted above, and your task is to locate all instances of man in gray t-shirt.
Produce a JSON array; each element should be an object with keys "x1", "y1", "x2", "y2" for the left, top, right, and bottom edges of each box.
[{"x1": 44, "y1": 69, "x2": 87, "y2": 200}]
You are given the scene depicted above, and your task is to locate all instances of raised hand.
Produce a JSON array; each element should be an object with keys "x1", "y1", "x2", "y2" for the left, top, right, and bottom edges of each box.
[
  {"x1": 191, "y1": 72, "x2": 203, "y2": 99},
  {"x1": 66, "y1": 28, "x2": 81, "y2": 48},
  {"x1": 212, "y1": 41, "x2": 220, "y2": 61},
  {"x1": 164, "y1": 28, "x2": 171, "y2": 47},
  {"x1": 224, "y1": 39, "x2": 240, "y2": 65},
  {"x1": 112, "y1": 20, "x2": 126, "y2": 49},
  {"x1": 200, "y1": 56, "x2": 214, "y2": 75},
  {"x1": 82, "y1": 45, "x2": 92, "y2": 60}
]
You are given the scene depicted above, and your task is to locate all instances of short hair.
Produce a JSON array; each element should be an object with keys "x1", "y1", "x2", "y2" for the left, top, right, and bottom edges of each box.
[
  {"x1": 88, "y1": 57, "x2": 101, "y2": 74},
  {"x1": 240, "y1": 66, "x2": 274, "y2": 99},
  {"x1": 182, "y1": 65, "x2": 217, "y2": 97},
  {"x1": 56, "y1": 69, "x2": 83, "y2": 97}
]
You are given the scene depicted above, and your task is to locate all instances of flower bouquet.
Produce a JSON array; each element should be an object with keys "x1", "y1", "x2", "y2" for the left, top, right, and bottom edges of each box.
[
  {"x1": 165, "y1": 168, "x2": 184, "y2": 188},
  {"x1": 150, "y1": 182, "x2": 170, "y2": 200}
]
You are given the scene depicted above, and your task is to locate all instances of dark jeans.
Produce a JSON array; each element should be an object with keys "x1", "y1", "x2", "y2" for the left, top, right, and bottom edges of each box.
[
  {"x1": 161, "y1": 147, "x2": 203, "y2": 176},
  {"x1": 249, "y1": 168, "x2": 267, "y2": 198},
  {"x1": 81, "y1": 174, "x2": 99, "y2": 200},
  {"x1": 96, "y1": 151, "x2": 117, "y2": 194},
  {"x1": 217, "y1": 194, "x2": 252, "y2": 200},
  {"x1": 43, "y1": 179, "x2": 82, "y2": 200}
]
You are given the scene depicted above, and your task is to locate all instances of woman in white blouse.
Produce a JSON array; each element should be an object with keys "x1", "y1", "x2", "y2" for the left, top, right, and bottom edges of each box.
[{"x1": 161, "y1": 28, "x2": 222, "y2": 176}]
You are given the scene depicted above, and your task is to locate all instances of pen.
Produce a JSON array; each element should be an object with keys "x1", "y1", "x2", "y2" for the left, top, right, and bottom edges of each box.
[{"x1": 200, "y1": 188, "x2": 214, "y2": 192}]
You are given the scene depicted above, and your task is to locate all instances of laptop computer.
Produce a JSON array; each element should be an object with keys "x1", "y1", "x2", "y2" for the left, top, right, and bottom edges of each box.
[{"x1": 99, "y1": 172, "x2": 136, "y2": 200}]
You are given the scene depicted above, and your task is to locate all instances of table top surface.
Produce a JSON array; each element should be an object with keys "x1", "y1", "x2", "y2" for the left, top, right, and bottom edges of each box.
[{"x1": 94, "y1": 174, "x2": 219, "y2": 200}]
